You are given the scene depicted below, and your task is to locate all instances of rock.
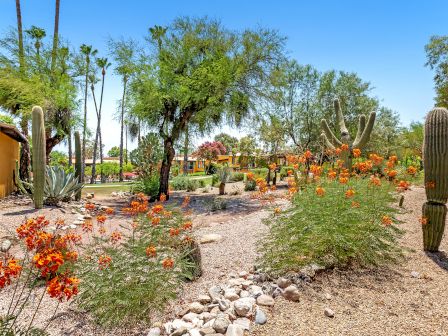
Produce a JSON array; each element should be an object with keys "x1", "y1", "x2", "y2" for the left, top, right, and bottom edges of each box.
[
  {"x1": 272, "y1": 287, "x2": 283, "y2": 299},
  {"x1": 0, "y1": 239, "x2": 12, "y2": 252},
  {"x1": 172, "y1": 319, "x2": 193, "y2": 330},
  {"x1": 189, "y1": 329, "x2": 202, "y2": 336},
  {"x1": 224, "y1": 289, "x2": 239, "y2": 301},
  {"x1": 233, "y1": 317, "x2": 250, "y2": 330},
  {"x1": 218, "y1": 299, "x2": 230, "y2": 311},
  {"x1": 239, "y1": 290, "x2": 250, "y2": 298},
  {"x1": 276, "y1": 277, "x2": 292, "y2": 289},
  {"x1": 209, "y1": 306, "x2": 220, "y2": 315},
  {"x1": 69, "y1": 224, "x2": 77, "y2": 229},
  {"x1": 282, "y1": 285, "x2": 300, "y2": 302},
  {"x1": 183, "y1": 313, "x2": 199, "y2": 323},
  {"x1": 225, "y1": 324, "x2": 244, "y2": 336},
  {"x1": 199, "y1": 234, "x2": 223, "y2": 244},
  {"x1": 228, "y1": 278, "x2": 244, "y2": 287},
  {"x1": 254, "y1": 307, "x2": 267, "y2": 325},
  {"x1": 238, "y1": 271, "x2": 248, "y2": 278},
  {"x1": 199, "y1": 312, "x2": 214, "y2": 322},
  {"x1": 248, "y1": 285, "x2": 263, "y2": 297},
  {"x1": 213, "y1": 315, "x2": 230, "y2": 333},
  {"x1": 198, "y1": 294, "x2": 212, "y2": 304},
  {"x1": 241, "y1": 280, "x2": 253, "y2": 289},
  {"x1": 147, "y1": 327, "x2": 161, "y2": 336},
  {"x1": 199, "y1": 327, "x2": 216, "y2": 335},
  {"x1": 171, "y1": 327, "x2": 187, "y2": 336},
  {"x1": 203, "y1": 318, "x2": 216, "y2": 328},
  {"x1": 256, "y1": 294, "x2": 275, "y2": 307},
  {"x1": 229, "y1": 272, "x2": 238, "y2": 278},
  {"x1": 411, "y1": 271, "x2": 420, "y2": 278},
  {"x1": 189, "y1": 302, "x2": 205, "y2": 314},
  {"x1": 111, "y1": 191, "x2": 118, "y2": 197},
  {"x1": 233, "y1": 298, "x2": 254, "y2": 317},
  {"x1": 73, "y1": 220, "x2": 84, "y2": 225},
  {"x1": 176, "y1": 306, "x2": 191, "y2": 317},
  {"x1": 164, "y1": 322, "x2": 173, "y2": 334},
  {"x1": 71, "y1": 209, "x2": 77, "y2": 214},
  {"x1": 325, "y1": 293, "x2": 332, "y2": 300},
  {"x1": 324, "y1": 307, "x2": 335, "y2": 318},
  {"x1": 209, "y1": 286, "x2": 222, "y2": 302},
  {"x1": 83, "y1": 214, "x2": 92, "y2": 219}
]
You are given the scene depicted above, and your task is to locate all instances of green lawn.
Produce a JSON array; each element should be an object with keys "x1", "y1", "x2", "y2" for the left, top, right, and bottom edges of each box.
[{"x1": 82, "y1": 182, "x2": 132, "y2": 196}]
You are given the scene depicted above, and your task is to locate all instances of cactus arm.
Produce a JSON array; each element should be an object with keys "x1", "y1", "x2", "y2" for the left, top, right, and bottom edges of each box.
[
  {"x1": 321, "y1": 133, "x2": 336, "y2": 150},
  {"x1": 321, "y1": 119, "x2": 342, "y2": 147},
  {"x1": 31, "y1": 106, "x2": 46, "y2": 209},
  {"x1": 334, "y1": 99, "x2": 349, "y2": 137},
  {"x1": 353, "y1": 111, "x2": 376, "y2": 148},
  {"x1": 353, "y1": 115, "x2": 366, "y2": 146}
]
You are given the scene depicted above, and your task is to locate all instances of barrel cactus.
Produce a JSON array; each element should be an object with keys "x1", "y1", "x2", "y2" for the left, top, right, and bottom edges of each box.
[
  {"x1": 74, "y1": 131, "x2": 82, "y2": 201},
  {"x1": 422, "y1": 107, "x2": 448, "y2": 251},
  {"x1": 31, "y1": 106, "x2": 46, "y2": 209},
  {"x1": 321, "y1": 98, "x2": 376, "y2": 169}
]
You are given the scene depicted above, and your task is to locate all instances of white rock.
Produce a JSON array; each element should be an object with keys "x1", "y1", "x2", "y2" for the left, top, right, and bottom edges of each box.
[
  {"x1": 171, "y1": 327, "x2": 187, "y2": 336},
  {"x1": 189, "y1": 328, "x2": 202, "y2": 336},
  {"x1": 172, "y1": 319, "x2": 193, "y2": 330},
  {"x1": 199, "y1": 312, "x2": 213, "y2": 322},
  {"x1": 239, "y1": 290, "x2": 250, "y2": 298},
  {"x1": 183, "y1": 312, "x2": 199, "y2": 323},
  {"x1": 213, "y1": 315, "x2": 230, "y2": 333},
  {"x1": 199, "y1": 234, "x2": 223, "y2": 244},
  {"x1": 225, "y1": 324, "x2": 244, "y2": 336},
  {"x1": 324, "y1": 307, "x2": 335, "y2": 318},
  {"x1": 239, "y1": 271, "x2": 249, "y2": 278},
  {"x1": 208, "y1": 286, "x2": 222, "y2": 302},
  {"x1": 69, "y1": 224, "x2": 77, "y2": 229},
  {"x1": 233, "y1": 298, "x2": 254, "y2": 317},
  {"x1": 147, "y1": 327, "x2": 161, "y2": 336},
  {"x1": 233, "y1": 317, "x2": 250, "y2": 330},
  {"x1": 325, "y1": 293, "x2": 332, "y2": 300},
  {"x1": 228, "y1": 278, "x2": 244, "y2": 287},
  {"x1": 411, "y1": 271, "x2": 420, "y2": 278},
  {"x1": 255, "y1": 307, "x2": 267, "y2": 325},
  {"x1": 198, "y1": 294, "x2": 212, "y2": 304},
  {"x1": 189, "y1": 302, "x2": 205, "y2": 314},
  {"x1": 163, "y1": 322, "x2": 173, "y2": 334},
  {"x1": 224, "y1": 289, "x2": 239, "y2": 301},
  {"x1": 256, "y1": 294, "x2": 275, "y2": 307},
  {"x1": 248, "y1": 285, "x2": 263, "y2": 296},
  {"x1": 283, "y1": 285, "x2": 300, "y2": 302},
  {"x1": 0, "y1": 239, "x2": 12, "y2": 252}
]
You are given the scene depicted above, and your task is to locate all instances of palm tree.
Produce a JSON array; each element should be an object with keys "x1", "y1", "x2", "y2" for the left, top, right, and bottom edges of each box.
[
  {"x1": 50, "y1": 0, "x2": 60, "y2": 74},
  {"x1": 91, "y1": 57, "x2": 110, "y2": 184},
  {"x1": 25, "y1": 26, "x2": 46, "y2": 56},
  {"x1": 79, "y1": 44, "x2": 97, "y2": 181},
  {"x1": 15, "y1": 0, "x2": 24, "y2": 72},
  {"x1": 149, "y1": 25, "x2": 167, "y2": 51}
]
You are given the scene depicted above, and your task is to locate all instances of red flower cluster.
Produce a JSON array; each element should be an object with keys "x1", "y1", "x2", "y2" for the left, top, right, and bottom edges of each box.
[
  {"x1": 47, "y1": 275, "x2": 79, "y2": 301},
  {"x1": 0, "y1": 259, "x2": 22, "y2": 289}
]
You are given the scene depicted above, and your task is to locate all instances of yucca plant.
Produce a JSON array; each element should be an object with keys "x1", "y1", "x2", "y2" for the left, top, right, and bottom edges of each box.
[
  {"x1": 44, "y1": 166, "x2": 84, "y2": 205},
  {"x1": 217, "y1": 165, "x2": 232, "y2": 195}
]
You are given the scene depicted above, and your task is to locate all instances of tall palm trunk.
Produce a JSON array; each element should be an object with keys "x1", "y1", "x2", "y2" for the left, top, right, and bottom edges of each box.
[
  {"x1": 183, "y1": 125, "x2": 189, "y2": 175},
  {"x1": 98, "y1": 69, "x2": 106, "y2": 183},
  {"x1": 82, "y1": 59, "x2": 90, "y2": 182},
  {"x1": 50, "y1": 0, "x2": 60, "y2": 74},
  {"x1": 15, "y1": 0, "x2": 24, "y2": 71},
  {"x1": 68, "y1": 130, "x2": 72, "y2": 167},
  {"x1": 125, "y1": 124, "x2": 128, "y2": 165},
  {"x1": 90, "y1": 84, "x2": 100, "y2": 184},
  {"x1": 119, "y1": 78, "x2": 128, "y2": 182}
]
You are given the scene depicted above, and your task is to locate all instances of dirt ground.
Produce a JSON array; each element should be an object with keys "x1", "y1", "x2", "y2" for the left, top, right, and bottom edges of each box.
[{"x1": 1, "y1": 184, "x2": 447, "y2": 335}]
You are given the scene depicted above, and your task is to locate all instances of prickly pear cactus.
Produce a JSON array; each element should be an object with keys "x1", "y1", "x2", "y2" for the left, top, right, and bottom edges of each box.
[
  {"x1": 31, "y1": 106, "x2": 46, "y2": 209},
  {"x1": 422, "y1": 107, "x2": 448, "y2": 251},
  {"x1": 74, "y1": 131, "x2": 82, "y2": 201}
]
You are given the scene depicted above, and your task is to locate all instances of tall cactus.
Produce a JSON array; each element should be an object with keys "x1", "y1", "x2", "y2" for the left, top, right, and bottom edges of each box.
[
  {"x1": 31, "y1": 106, "x2": 46, "y2": 209},
  {"x1": 74, "y1": 131, "x2": 82, "y2": 201},
  {"x1": 422, "y1": 107, "x2": 448, "y2": 251},
  {"x1": 321, "y1": 98, "x2": 376, "y2": 169}
]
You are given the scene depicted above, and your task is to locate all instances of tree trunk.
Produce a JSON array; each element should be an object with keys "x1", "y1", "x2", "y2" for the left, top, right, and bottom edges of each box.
[
  {"x1": 158, "y1": 137, "x2": 175, "y2": 200},
  {"x1": 119, "y1": 78, "x2": 127, "y2": 182},
  {"x1": 183, "y1": 125, "x2": 189, "y2": 175},
  {"x1": 15, "y1": 0, "x2": 25, "y2": 72},
  {"x1": 68, "y1": 130, "x2": 72, "y2": 167},
  {"x1": 125, "y1": 124, "x2": 128, "y2": 165},
  {"x1": 219, "y1": 182, "x2": 225, "y2": 195},
  {"x1": 90, "y1": 84, "x2": 99, "y2": 184},
  {"x1": 99, "y1": 70, "x2": 106, "y2": 183},
  {"x1": 50, "y1": 0, "x2": 60, "y2": 74},
  {"x1": 82, "y1": 59, "x2": 90, "y2": 182},
  {"x1": 46, "y1": 133, "x2": 64, "y2": 161}
]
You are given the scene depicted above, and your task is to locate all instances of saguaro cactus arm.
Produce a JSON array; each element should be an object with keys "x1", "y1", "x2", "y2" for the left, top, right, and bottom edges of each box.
[
  {"x1": 353, "y1": 115, "x2": 366, "y2": 145},
  {"x1": 353, "y1": 111, "x2": 376, "y2": 148},
  {"x1": 320, "y1": 119, "x2": 342, "y2": 147},
  {"x1": 321, "y1": 133, "x2": 336, "y2": 150},
  {"x1": 334, "y1": 99, "x2": 350, "y2": 142}
]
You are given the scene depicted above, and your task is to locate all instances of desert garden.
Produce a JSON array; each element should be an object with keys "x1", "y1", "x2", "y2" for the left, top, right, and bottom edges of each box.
[{"x1": 1, "y1": 2, "x2": 448, "y2": 336}]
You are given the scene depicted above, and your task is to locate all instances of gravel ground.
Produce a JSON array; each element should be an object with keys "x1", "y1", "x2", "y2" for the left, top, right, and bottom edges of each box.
[{"x1": 250, "y1": 186, "x2": 448, "y2": 336}]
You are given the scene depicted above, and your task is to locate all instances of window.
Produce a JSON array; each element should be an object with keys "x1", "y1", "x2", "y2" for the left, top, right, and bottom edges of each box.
[{"x1": 188, "y1": 161, "x2": 194, "y2": 171}]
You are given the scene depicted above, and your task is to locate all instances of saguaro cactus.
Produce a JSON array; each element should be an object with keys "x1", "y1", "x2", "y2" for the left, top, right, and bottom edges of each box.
[
  {"x1": 321, "y1": 98, "x2": 376, "y2": 169},
  {"x1": 74, "y1": 131, "x2": 82, "y2": 201},
  {"x1": 422, "y1": 107, "x2": 448, "y2": 252},
  {"x1": 32, "y1": 106, "x2": 46, "y2": 209}
]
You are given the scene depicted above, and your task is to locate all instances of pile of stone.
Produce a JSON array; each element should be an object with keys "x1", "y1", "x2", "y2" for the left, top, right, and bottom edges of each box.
[{"x1": 148, "y1": 271, "x2": 302, "y2": 336}]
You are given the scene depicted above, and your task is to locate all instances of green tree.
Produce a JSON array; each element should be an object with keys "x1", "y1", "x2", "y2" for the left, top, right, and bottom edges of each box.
[
  {"x1": 107, "y1": 146, "x2": 128, "y2": 158},
  {"x1": 132, "y1": 133, "x2": 163, "y2": 177},
  {"x1": 425, "y1": 35, "x2": 448, "y2": 107},
  {"x1": 108, "y1": 38, "x2": 138, "y2": 182},
  {"x1": 214, "y1": 133, "x2": 239, "y2": 153},
  {"x1": 238, "y1": 135, "x2": 257, "y2": 168},
  {"x1": 368, "y1": 107, "x2": 401, "y2": 157},
  {"x1": 130, "y1": 17, "x2": 285, "y2": 199}
]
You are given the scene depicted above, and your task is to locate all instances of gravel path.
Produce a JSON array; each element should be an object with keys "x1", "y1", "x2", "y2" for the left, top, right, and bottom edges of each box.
[{"x1": 250, "y1": 186, "x2": 448, "y2": 336}]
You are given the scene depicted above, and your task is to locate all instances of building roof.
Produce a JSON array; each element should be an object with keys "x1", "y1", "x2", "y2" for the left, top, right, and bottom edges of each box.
[{"x1": 0, "y1": 123, "x2": 28, "y2": 143}]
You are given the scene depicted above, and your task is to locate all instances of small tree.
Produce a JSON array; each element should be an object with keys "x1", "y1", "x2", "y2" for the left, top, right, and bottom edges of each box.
[{"x1": 195, "y1": 141, "x2": 226, "y2": 174}]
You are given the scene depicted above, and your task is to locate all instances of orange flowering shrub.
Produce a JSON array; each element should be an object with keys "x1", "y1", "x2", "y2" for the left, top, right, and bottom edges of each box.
[
  {"x1": 352, "y1": 148, "x2": 361, "y2": 158},
  {"x1": 315, "y1": 186, "x2": 325, "y2": 196}
]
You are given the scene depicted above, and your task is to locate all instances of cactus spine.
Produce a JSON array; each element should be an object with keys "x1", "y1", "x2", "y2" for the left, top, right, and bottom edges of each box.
[
  {"x1": 422, "y1": 107, "x2": 448, "y2": 251},
  {"x1": 74, "y1": 131, "x2": 82, "y2": 201},
  {"x1": 31, "y1": 106, "x2": 46, "y2": 209},
  {"x1": 321, "y1": 98, "x2": 376, "y2": 170}
]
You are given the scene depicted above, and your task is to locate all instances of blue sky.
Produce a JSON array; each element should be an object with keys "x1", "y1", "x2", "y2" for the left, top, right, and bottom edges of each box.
[{"x1": 0, "y1": 0, "x2": 446, "y2": 152}]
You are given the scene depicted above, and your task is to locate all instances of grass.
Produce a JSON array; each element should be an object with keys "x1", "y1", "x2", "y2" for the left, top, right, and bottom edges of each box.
[
  {"x1": 82, "y1": 182, "x2": 132, "y2": 196},
  {"x1": 259, "y1": 177, "x2": 404, "y2": 275}
]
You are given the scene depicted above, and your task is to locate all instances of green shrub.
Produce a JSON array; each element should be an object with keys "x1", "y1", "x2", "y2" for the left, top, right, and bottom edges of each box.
[
  {"x1": 231, "y1": 172, "x2": 245, "y2": 182},
  {"x1": 186, "y1": 179, "x2": 199, "y2": 192},
  {"x1": 212, "y1": 174, "x2": 219, "y2": 186},
  {"x1": 249, "y1": 168, "x2": 268, "y2": 179},
  {"x1": 198, "y1": 179, "x2": 206, "y2": 188},
  {"x1": 208, "y1": 197, "x2": 228, "y2": 211},
  {"x1": 258, "y1": 178, "x2": 403, "y2": 275},
  {"x1": 244, "y1": 179, "x2": 257, "y2": 191},
  {"x1": 171, "y1": 176, "x2": 198, "y2": 191},
  {"x1": 208, "y1": 163, "x2": 222, "y2": 175},
  {"x1": 279, "y1": 166, "x2": 294, "y2": 179},
  {"x1": 131, "y1": 174, "x2": 160, "y2": 198},
  {"x1": 77, "y1": 204, "x2": 199, "y2": 326}
]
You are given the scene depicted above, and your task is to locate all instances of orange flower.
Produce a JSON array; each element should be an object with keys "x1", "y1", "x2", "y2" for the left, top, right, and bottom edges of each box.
[
  {"x1": 152, "y1": 204, "x2": 164, "y2": 214},
  {"x1": 387, "y1": 169, "x2": 397, "y2": 178},
  {"x1": 419, "y1": 217, "x2": 428, "y2": 225},
  {"x1": 315, "y1": 186, "x2": 325, "y2": 196},
  {"x1": 351, "y1": 201, "x2": 360, "y2": 208},
  {"x1": 169, "y1": 228, "x2": 180, "y2": 236},
  {"x1": 160, "y1": 193, "x2": 167, "y2": 202},
  {"x1": 33, "y1": 249, "x2": 65, "y2": 277},
  {"x1": 352, "y1": 148, "x2": 361, "y2": 158},
  {"x1": 270, "y1": 185, "x2": 277, "y2": 191},
  {"x1": 0, "y1": 259, "x2": 22, "y2": 289},
  {"x1": 397, "y1": 180, "x2": 410, "y2": 191},
  {"x1": 162, "y1": 258, "x2": 174, "y2": 269},
  {"x1": 340, "y1": 144, "x2": 349, "y2": 151},
  {"x1": 47, "y1": 275, "x2": 79, "y2": 301},
  {"x1": 369, "y1": 175, "x2": 381, "y2": 186},
  {"x1": 304, "y1": 150, "x2": 312, "y2": 159},
  {"x1": 96, "y1": 214, "x2": 107, "y2": 224},
  {"x1": 335, "y1": 147, "x2": 342, "y2": 156},
  {"x1": 82, "y1": 220, "x2": 93, "y2": 233},
  {"x1": 98, "y1": 255, "x2": 112, "y2": 269},
  {"x1": 181, "y1": 196, "x2": 191, "y2": 208},
  {"x1": 105, "y1": 207, "x2": 115, "y2": 215},
  {"x1": 327, "y1": 170, "x2": 337, "y2": 179},
  {"x1": 146, "y1": 246, "x2": 157, "y2": 257},
  {"x1": 406, "y1": 166, "x2": 417, "y2": 176},
  {"x1": 293, "y1": 164, "x2": 299, "y2": 170},
  {"x1": 151, "y1": 216, "x2": 161, "y2": 226},
  {"x1": 345, "y1": 189, "x2": 355, "y2": 198},
  {"x1": 182, "y1": 221, "x2": 193, "y2": 230},
  {"x1": 85, "y1": 203, "x2": 95, "y2": 211},
  {"x1": 339, "y1": 177, "x2": 348, "y2": 184},
  {"x1": 110, "y1": 230, "x2": 122, "y2": 244},
  {"x1": 98, "y1": 226, "x2": 106, "y2": 235},
  {"x1": 381, "y1": 215, "x2": 393, "y2": 226},
  {"x1": 287, "y1": 170, "x2": 293, "y2": 176},
  {"x1": 246, "y1": 172, "x2": 254, "y2": 180},
  {"x1": 268, "y1": 163, "x2": 277, "y2": 171}
]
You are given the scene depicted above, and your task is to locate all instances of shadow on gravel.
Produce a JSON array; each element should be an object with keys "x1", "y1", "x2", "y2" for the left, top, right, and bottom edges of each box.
[
  {"x1": 3, "y1": 208, "x2": 41, "y2": 216},
  {"x1": 425, "y1": 251, "x2": 448, "y2": 272}
]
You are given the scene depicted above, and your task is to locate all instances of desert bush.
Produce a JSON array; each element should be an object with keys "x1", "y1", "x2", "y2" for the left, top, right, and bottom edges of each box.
[
  {"x1": 131, "y1": 174, "x2": 160, "y2": 198},
  {"x1": 249, "y1": 168, "x2": 268, "y2": 179},
  {"x1": 230, "y1": 172, "x2": 245, "y2": 182},
  {"x1": 279, "y1": 166, "x2": 295, "y2": 179},
  {"x1": 77, "y1": 196, "x2": 199, "y2": 326},
  {"x1": 170, "y1": 176, "x2": 198, "y2": 191},
  {"x1": 244, "y1": 179, "x2": 257, "y2": 191},
  {"x1": 207, "y1": 163, "x2": 222, "y2": 175},
  {"x1": 259, "y1": 177, "x2": 404, "y2": 275},
  {"x1": 207, "y1": 197, "x2": 228, "y2": 211}
]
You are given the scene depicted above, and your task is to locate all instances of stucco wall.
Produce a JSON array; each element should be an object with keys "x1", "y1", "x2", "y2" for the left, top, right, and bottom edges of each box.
[{"x1": 0, "y1": 132, "x2": 20, "y2": 198}]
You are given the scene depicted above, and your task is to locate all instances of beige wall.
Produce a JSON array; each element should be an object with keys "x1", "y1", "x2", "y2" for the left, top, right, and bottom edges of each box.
[{"x1": 0, "y1": 132, "x2": 20, "y2": 198}]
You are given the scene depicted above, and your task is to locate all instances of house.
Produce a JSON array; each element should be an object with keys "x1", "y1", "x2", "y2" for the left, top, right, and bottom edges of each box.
[
  {"x1": 173, "y1": 153, "x2": 245, "y2": 174},
  {"x1": 0, "y1": 123, "x2": 27, "y2": 198}
]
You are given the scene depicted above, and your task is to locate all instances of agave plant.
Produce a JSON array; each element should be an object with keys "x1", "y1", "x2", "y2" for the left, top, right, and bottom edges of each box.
[
  {"x1": 216, "y1": 165, "x2": 232, "y2": 195},
  {"x1": 44, "y1": 166, "x2": 84, "y2": 205}
]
